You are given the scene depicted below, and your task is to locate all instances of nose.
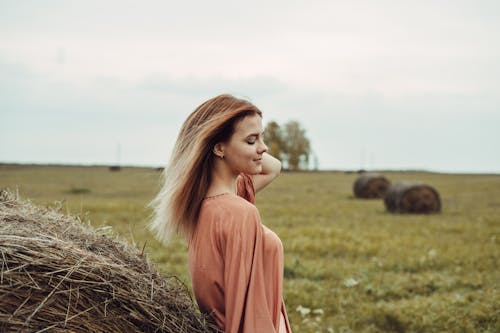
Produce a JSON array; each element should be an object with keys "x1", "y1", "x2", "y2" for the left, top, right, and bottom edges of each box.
[{"x1": 258, "y1": 140, "x2": 268, "y2": 154}]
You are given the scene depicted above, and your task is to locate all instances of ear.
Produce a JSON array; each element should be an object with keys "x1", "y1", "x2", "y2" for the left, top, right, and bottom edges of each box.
[{"x1": 213, "y1": 143, "x2": 226, "y2": 159}]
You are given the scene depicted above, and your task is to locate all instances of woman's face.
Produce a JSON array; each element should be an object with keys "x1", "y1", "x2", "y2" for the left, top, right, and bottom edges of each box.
[{"x1": 221, "y1": 113, "x2": 268, "y2": 175}]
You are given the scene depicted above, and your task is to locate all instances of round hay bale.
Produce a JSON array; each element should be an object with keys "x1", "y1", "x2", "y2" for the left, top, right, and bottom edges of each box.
[
  {"x1": 384, "y1": 182, "x2": 441, "y2": 214},
  {"x1": 0, "y1": 189, "x2": 221, "y2": 332},
  {"x1": 353, "y1": 173, "x2": 390, "y2": 199}
]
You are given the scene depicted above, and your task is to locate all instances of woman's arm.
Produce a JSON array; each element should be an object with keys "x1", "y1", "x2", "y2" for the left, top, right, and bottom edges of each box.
[{"x1": 252, "y1": 152, "x2": 282, "y2": 193}]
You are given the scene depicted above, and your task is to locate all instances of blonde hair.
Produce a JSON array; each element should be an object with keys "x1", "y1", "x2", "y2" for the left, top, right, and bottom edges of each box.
[{"x1": 149, "y1": 94, "x2": 262, "y2": 243}]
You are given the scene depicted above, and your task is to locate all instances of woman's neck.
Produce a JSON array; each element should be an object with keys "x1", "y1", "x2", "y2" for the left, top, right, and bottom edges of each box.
[{"x1": 206, "y1": 159, "x2": 238, "y2": 197}]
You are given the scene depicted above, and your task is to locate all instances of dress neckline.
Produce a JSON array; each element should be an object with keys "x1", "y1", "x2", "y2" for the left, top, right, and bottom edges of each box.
[{"x1": 204, "y1": 192, "x2": 232, "y2": 200}]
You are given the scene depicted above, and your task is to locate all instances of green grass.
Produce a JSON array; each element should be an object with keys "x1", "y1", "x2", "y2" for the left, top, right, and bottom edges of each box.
[{"x1": 1, "y1": 164, "x2": 499, "y2": 332}]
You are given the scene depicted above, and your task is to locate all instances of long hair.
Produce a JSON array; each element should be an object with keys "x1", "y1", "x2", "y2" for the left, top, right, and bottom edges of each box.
[{"x1": 149, "y1": 94, "x2": 262, "y2": 244}]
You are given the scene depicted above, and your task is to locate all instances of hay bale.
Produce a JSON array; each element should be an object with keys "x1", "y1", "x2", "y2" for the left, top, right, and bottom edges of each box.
[
  {"x1": 0, "y1": 189, "x2": 221, "y2": 332},
  {"x1": 384, "y1": 182, "x2": 441, "y2": 214},
  {"x1": 353, "y1": 173, "x2": 390, "y2": 199}
]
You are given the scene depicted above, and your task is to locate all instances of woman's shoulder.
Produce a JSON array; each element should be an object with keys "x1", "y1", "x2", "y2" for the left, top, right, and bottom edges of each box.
[
  {"x1": 204, "y1": 193, "x2": 257, "y2": 214},
  {"x1": 201, "y1": 194, "x2": 260, "y2": 228}
]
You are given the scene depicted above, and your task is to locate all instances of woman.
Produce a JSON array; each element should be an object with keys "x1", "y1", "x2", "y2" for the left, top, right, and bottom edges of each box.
[{"x1": 150, "y1": 94, "x2": 291, "y2": 332}]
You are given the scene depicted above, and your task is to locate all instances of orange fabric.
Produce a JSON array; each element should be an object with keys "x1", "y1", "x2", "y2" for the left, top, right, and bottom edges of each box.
[{"x1": 188, "y1": 173, "x2": 292, "y2": 333}]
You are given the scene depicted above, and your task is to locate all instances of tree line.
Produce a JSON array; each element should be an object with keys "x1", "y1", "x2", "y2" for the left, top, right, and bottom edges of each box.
[{"x1": 264, "y1": 120, "x2": 313, "y2": 171}]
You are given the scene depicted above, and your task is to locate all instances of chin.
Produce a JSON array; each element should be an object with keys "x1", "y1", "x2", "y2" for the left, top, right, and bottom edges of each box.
[
  {"x1": 242, "y1": 166, "x2": 262, "y2": 175},
  {"x1": 252, "y1": 165, "x2": 263, "y2": 175}
]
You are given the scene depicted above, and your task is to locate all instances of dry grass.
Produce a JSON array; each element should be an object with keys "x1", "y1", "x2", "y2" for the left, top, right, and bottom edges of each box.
[{"x1": 0, "y1": 189, "x2": 220, "y2": 332}]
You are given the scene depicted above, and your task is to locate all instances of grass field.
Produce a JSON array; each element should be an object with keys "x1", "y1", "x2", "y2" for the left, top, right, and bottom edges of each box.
[{"x1": 1, "y1": 164, "x2": 498, "y2": 332}]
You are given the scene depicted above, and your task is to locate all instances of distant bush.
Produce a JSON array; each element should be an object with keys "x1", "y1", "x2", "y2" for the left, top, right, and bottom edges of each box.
[{"x1": 66, "y1": 186, "x2": 91, "y2": 194}]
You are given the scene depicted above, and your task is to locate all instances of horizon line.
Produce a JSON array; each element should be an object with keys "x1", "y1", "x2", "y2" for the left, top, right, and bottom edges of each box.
[{"x1": 1, "y1": 162, "x2": 499, "y2": 176}]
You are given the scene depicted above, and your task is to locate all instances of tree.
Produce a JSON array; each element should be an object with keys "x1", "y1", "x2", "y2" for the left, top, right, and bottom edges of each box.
[
  {"x1": 264, "y1": 120, "x2": 311, "y2": 171},
  {"x1": 282, "y1": 120, "x2": 311, "y2": 171},
  {"x1": 263, "y1": 121, "x2": 283, "y2": 161}
]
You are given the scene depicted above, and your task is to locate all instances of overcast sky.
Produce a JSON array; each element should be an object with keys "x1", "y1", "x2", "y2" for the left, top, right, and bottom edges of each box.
[{"x1": 1, "y1": 0, "x2": 499, "y2": 172}]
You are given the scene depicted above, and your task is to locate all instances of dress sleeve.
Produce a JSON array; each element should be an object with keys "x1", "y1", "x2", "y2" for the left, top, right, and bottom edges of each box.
[
  {"x1": 222, "y1": 205, "x2": 277, "y2": 333},
  {"x1": 236, "y1": 173, "x2": 256, "y2": 204}
]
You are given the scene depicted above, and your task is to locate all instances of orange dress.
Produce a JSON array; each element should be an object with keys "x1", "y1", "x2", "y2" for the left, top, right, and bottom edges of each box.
[{"x1": 188, "y1": 173, "x2": 292, "y2": 333}]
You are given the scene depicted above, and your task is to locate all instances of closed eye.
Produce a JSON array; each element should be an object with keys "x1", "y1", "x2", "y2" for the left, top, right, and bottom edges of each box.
[{"x1": 246, "y1": 134, "x2": 259, "y2": 145}]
